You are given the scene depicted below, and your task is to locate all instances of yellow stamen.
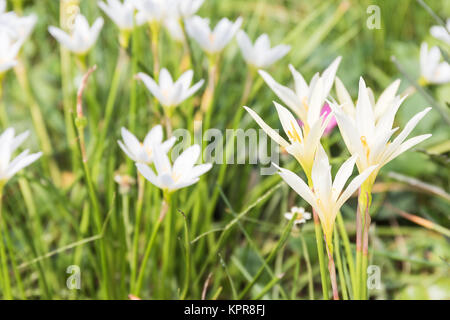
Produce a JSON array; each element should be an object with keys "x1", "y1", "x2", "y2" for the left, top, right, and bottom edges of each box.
[
  {"x1": 360, "y1": 135, "x2": 370, "y2": 158},
  {"x1": 287, "y1": 121, "x2": 302, "y2": 143}
]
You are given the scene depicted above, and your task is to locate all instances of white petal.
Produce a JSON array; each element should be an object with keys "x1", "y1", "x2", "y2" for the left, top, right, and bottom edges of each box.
[
  {"x1": 273, "y1": 102, "x2": 303, "y2": 143},
  {"x1": 243, "y1": 106, "x2": 289, "y2": 148},
  {"x1": 275, "y1": 164, "x2": 318, "y2": 211},
  {"x1": 173, "y1": 144, "x2": 200, "y2": 174},
  {"x1": 332, "y1": 155, "x2": 357, "y2": 202},
  {"x1": 259, "y1": 70, "x2": 302, "y2": 118},
  {"x1": 136, "y1": 163, "x2": 162, "y2": 189},
  {"x1": 336, "y1": 165, "x2": 378, "y2": 209}
]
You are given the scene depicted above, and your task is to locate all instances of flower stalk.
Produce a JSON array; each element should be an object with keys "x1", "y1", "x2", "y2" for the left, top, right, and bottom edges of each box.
[
  {"x1": 200, "y1": 55, "x2": 219, "y2": 131},
  {"x1": 0, "y1": 183, "x2": 13, "y2": 300},
  {"x1": 73, "y1": 65, "x2": 110, "y2": 298},
  {"x1": 133, "y1": 194, "x2": 169, "y2": 296}
]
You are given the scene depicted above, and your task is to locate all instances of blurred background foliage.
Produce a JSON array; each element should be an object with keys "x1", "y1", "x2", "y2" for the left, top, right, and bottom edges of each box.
[{"x1": 1, "y1": 0, "x2": 449, "y2": 299}]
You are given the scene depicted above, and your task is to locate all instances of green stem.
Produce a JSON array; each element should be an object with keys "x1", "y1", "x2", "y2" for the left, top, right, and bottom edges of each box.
[
  {"x1": 300, "y1": 234, "x2": 314, "y2": 300},
  {"x1": 360, "y1": 191, "x2": 372, "y2": 300},
  {"x1": 129, "y1": 24, "x2": 141, "y2": 133},
  {"x1": 133, "y1": 197, "x2": 169, "y2": 297},
  {"x1": 355, "y1": 201, "x2": 362, "y2": 300},
  {"x1": 59, "y1": 31, "x2": 78, "y2": 172},
  {"x1": 94, "y1": 48, "x2": 126, "y2": 177},
  {"x1": 180, "y1": 211, "x2": 191, "y2": 300},
  {"x1": 0, "y1": 77, "x2": 9, "y2": 126},
  {"x1": 15, "y1": 60, "x2": 61, "y2": 185},
  {"x1": 0, "y1": 184, "x2": 13, "y2": 299},
  {"x1": 308, "y1": 177, "x2": 329, "y2": 300},
  {"x1": 131, "y1": 174, "x2": 145, "y2": 290},
  {"x1": 336, "y1": 212, "x2": 355, "y2": 297},
  {"x1": 334, "y1": 226, "x2": 348, "y2": 300},
  {"x1": 201, "y1": 56, "x2": 219, "y2": 132},
  {"x1": 161, "y1": 192, "x2": 175, "y2": 298},
  {"x1": 74, "y1": 116, "x2": 110, "y2": 299}
]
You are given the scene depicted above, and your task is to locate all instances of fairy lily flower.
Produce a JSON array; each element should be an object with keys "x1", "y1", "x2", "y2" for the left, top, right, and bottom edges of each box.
[
  {"x1": 0, "y1": 11, "x2": 37, "y2": 46},
  {"x1": 276, "y1": 147, "x2": 377, "y2": 245},
  {"x1": 162, "y1": 0, "x2": 205, "y2": 42},
  {"x1": 0, "y1": 29, "x2": 21, "y2": 75},
  {"x1": 185, "y1": 16, "x2": 243, "y2": 55},
  {"x1": 118, "y1": 125, "x2": 176, "y2": 164},
  {"x1": 335, "y1": 76, "x2": 403, "y2": 121},
  {"x1": 133, "y1": 0, "x2": 176, "y2": 25},
  {"x1": 419, "y1": 42, "x2": 450, "y2": 85},
  {"x1": 430, "y1": 19, "x2": 450, "y2": 45},
  {"x1": 332, "y1": 77, "x2": 432, "y2": 191},
  {"x1": 0, "y1": 128, "x2": 42, "y2": 185},
  {"x1": 237, "y1": 31, "x2": 290, "y2": 69},
  {"x1": 244, "y1": 102, "x2": 332, "y2": 177},
  {"x1": 48, "y1": 14, "x2": 104, "y2": 56},
  {"x1": 178, "y1": 0, "x2": 204, "y2": 18},
  {"x1": 136, "y1": 144, "x2": 212, "y2": 193},
  {"x1": 99, "y1": 0, "x2": 138, "y2": 47},
  {"x1": 137, "y1": 68, "x2": 204, "y2": 109},
  {"x1": 259, "y1": 56, "x2": 341, "y2": 127},
  {"x1": 284, "y1": 206, "x2": 311, "y2": 225},
  {"x1": 98, "y1": 0, "x2": 136, "y2": 30}
]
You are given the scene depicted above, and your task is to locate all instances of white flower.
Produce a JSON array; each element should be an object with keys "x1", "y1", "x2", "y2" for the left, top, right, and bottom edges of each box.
[
  {"x1": 332, "y1": 77, "x2": 432, "y2": 189},
  {"x1": 185, "y1": 16, "x2": 243, "y2": 55},
  {"x1": 137, "y1": 68, "x2": 204, "y2": 108},
  {"x1": 244, "y1": 102, "x2": 331, "y2": 177},
  {"x1": 178, "y1": 0, "x2": 204, "y2": 18},
  {"x1": 136, "y1": 144, "x2": 212, "y2": 192},
  {"x1": 430, "y1": 19, "x2": 450, "y2": 45},
  {"x1": 133, "y1": 0, "x2": 176, "y2": 25},
  {"x1": 419, "y1": 42, "x2": 450, "y2": 85},
  {"x1": 98, "y1": 0, "x2": 136, "y2": 31},
  {"x1": 118, "y1": 125, "x2": 176, "y2": 164},
  {"x1": 259, "y1": 56, "x2": 341, "y2": 126},
  {"x1": 0, "y1": 128, "x2": 42, "y2": 184},
  {"x1": 335, "y1": 76, "x2": 402, "y2": 121},
  {"x1": 48, "y1": 14, "x2": 104, "y2": 55},
  {"x1": 0, "y1": 2, "x2": 37, "y2": 45},
  {"x1": 284, "y1": 206, "x2": 311, "y2": 225},
  {"x1": 276, "y1": 147, "x2": 377, "y2": 243},
  {"x1": 236, "y1": 31, "x2": 290, "y2": 69},
  {"x1": 0, "y1": 29, "x2": 21, "y2": 74}
]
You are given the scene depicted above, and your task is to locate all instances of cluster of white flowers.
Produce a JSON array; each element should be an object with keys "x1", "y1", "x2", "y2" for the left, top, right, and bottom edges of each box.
[
  {"x1": 118, "y1": 125, "x2": 212, "y2": 193},
  {"x1": 0, "y1": 2, "x2": 41, "y2": 186},
  {"x1": 419, "y1": 19, "x2": 450, "y2": 85},
  {"x1": 0, "y1": 0, "x2": 37, "y2": 75},
  {"x1": 245, "y1": 54, "x2": 432, "y2": 238}
]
